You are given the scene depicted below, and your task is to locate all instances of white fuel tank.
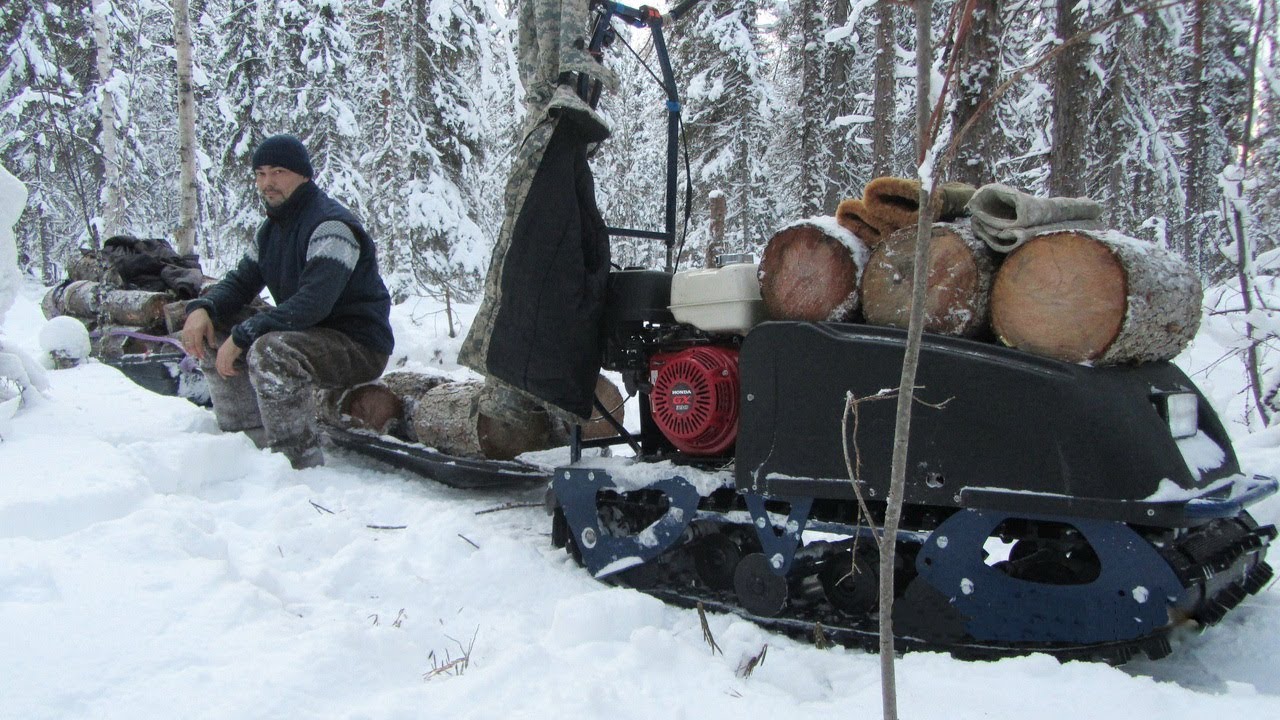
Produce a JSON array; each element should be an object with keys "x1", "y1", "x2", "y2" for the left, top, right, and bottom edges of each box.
[{"x1": 669, "y1": 256, "x2": 766, "y2": 335}]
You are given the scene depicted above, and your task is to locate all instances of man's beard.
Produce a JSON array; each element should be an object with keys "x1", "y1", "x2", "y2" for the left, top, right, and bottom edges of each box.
[{"x1": 261, "y1": 191, "x2": 284, "y2": 208}]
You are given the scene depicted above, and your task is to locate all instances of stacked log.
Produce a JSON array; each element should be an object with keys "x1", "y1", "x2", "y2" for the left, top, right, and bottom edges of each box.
[
  {"x1": 760, "y1": 183, "x2": 1201, "y2": 367},
  {"x1": 990, "y1": 230, "x2": 1201, "y2": 364},
  {"x1": 43, "y1": 280, "x2": 171, "y2": 329},
  {"x1": 758, "y1": 219, "x2": 869, "y2": 322},
  {"x1": 411, "y1": 381, "x2": 556, "y2": 460},
  {"x1": 757, "y1": 214, "x2": 1199, "y2": 366},
  {"x1": 859, "y1": 223, "x2": 996, "y2": 338},
  {"x1": 66, "y1": 251, "x2": 121, "y2": 285},
  {"x1": 324, "y1": 371, "x2": 627, "y2": 461}
]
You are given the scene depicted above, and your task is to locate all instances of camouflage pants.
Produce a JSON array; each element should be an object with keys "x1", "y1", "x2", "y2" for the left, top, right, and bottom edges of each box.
[{"x1": 200, "y1": 328, "x2": 388, "y2": 468}]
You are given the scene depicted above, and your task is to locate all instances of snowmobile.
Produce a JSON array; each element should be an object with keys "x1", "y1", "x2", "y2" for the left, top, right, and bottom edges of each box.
[
  {"x1": 548, "y1": 264, "x2": 1277, "y2": 662},
  {"x1": 525, "y1": 1, "x2": 1277, "y2": 663}
]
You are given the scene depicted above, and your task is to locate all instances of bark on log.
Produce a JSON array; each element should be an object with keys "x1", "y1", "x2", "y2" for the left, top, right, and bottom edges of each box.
[
  {"x1": 411, "y1": 381, "x2": 556, "y2": 460},
  {"x1": 41, "y1": 286, "x2": 62, "y2": 320},
  {"x1": 758, "y1": 219, "x2": 869, "y2": 322},
  {"x1": 67, "y1": 251, "x2": 118, "y2": 284},
  {"x1": 991, "y1": 230, "x2": 1202, "y2": 364},
  {"x1": 317, "y1": 371, "x2": 450, "y2": 438},
  {"x1": 60, "y1": 280, "x2": 101, "y2": 317},
  {"x1": 102, "y1": 288, "x2": 171, "y2": 328},
  {"x1": 325, "y1": 372, "x2": 623, "y2": 457},
  {"x1": 860, "y1": 222, "x2": 996, "y2": 337},
  {"x1": 55, "y1": 280, "x2": 171, "y2": 328},
  {"x1": 163, "y1": 301, "x2": 189, "y2": 335}
]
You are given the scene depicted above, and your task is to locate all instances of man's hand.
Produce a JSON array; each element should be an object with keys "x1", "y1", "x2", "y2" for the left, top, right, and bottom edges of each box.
[
  {"x1": 215, "y1": 337, "x2": 244, "y2": 378},
  {"x1": 181, "y1": 308, "x2": 218, "y2": 360}
]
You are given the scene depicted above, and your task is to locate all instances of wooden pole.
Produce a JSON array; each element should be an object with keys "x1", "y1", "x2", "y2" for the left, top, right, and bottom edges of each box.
[{"x1": 705, "y1": 191, "x2": 727, "y2": 267}]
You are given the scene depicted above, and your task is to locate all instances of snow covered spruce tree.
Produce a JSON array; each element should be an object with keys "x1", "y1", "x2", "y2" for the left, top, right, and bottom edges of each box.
[
  {"x1": 1177, "y1": 0, "x2": 1254, "y2": 279},
  {"x1": 272, "y1": 0, "x2": 367, "y2": 220},
  {"x1": 589, "y1": 22, "x2": 671, "y2": 271},
  {"x1": 197, "y1": 0, "x2": 274, "y2": 267},
  {"x1": 1035, "y1": 0, "x2": 1252, "y2": 274},
  {"x1": 668, "y1": 0, "x2": 778, "y2": 266},
  {"x1": 0, "y1": 0, "x2": 102, "y2": 268},
  {"x1": 771, "y1": 0, "x2": 869, "y2": 217},
  {"x1": 354, "y1": 0, "x2": 495, "y2": 304}
]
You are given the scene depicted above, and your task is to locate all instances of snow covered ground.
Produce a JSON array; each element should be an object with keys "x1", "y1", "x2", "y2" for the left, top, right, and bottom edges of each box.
[{"x1": 2, "y1": 272, "x2": 1279, "y2": 719}]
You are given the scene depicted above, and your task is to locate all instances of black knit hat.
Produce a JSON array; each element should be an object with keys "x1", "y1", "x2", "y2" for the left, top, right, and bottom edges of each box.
[{"x1": 251, "y1": 134, "x2": 314, "y2": 178}]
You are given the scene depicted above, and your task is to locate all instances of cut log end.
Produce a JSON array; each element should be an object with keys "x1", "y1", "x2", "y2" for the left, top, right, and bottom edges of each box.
[
  {"x1": 859, "y1": 224, "x2": 994, "y2": 337},
  {"x1": 992, "y1": 231, "x2": 1127, "y2": 362},
  {"x1": 581, "y1": 374, "x2": 625, "y2": 441},
  {"x1": 341, "y1": 384, "x2": 405, "y2": 435},
  {"x1": 759, "y1": 222, "x2": 862, "y2": 322}
]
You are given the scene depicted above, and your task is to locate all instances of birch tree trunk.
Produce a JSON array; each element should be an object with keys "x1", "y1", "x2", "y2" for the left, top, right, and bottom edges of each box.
[
  {"x1": 91, "y1": 0, "x2": 122, "y2": 238},
  {"x1": 878, "y1": 4, "x2": 935, "y2": 718},
  {"x1": 174, "y1": 0, "x2": 199, "y2": 257}
]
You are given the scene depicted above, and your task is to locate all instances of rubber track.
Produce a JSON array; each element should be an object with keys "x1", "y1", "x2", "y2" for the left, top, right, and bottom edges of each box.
[{"x1": 643, "y1": 587, "x2": 1175, "y2": 664}]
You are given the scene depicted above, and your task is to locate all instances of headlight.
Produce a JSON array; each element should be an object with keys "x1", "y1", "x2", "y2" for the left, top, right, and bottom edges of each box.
[{"x1": 1156, "y1": 392, "x2": 1199, "y2": 439}]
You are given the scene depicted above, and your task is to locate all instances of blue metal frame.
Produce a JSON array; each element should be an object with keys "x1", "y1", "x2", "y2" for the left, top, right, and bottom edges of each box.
[
  {"x1": 553, "y1": 466, "x2": 701, "y2": 578},
  {"x1": 914, "y1": 509, "x2": 1185, "y2": 644}
]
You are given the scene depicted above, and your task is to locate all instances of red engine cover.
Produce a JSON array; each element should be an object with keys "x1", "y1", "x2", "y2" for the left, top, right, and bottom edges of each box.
[{"x1": 649, "y1": 346, "x2": 740, "y2": 456}]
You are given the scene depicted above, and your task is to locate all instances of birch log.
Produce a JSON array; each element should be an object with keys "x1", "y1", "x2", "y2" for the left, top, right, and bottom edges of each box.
[
  {"x1": 53, "y1": 280, "x2": 171, "y2": 328},
  {"x1": 67, "y1": 251, "x2": 117, "y2": 284},
  {"x1": 991, "y1": 230, "x2": 1202, "y2": 364},
  {"x1": 758, "y1": 219, "x2": 869, "y2": 322},
  {"x1": 860, "y1": 223, "x2": 996, "y2": 337}
]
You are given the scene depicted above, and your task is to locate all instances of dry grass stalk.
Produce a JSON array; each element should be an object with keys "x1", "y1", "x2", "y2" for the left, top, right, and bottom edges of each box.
[
  {"x1": 697, "y1": 601, "x2": 722, "y2": 655},
  {"x1": 736, "y1": 644, "x2": 768, "y2": 678}
]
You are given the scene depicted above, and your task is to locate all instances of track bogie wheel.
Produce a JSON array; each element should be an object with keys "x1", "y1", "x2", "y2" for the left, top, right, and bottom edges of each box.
[
  {"x1": 734, "y1": 553, "x2": 789, "y2": 617},
  {"x1": 694, "y1": 533, "x2": 743, "y2": 591},
  {"x1": 819, "y1": 549, "x2": 879, "y2": 616}
]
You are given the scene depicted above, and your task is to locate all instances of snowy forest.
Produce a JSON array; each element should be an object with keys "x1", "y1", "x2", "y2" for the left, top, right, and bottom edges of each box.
[{"x1": 1, "y1": 0, "x2": 1277, "y2": 302}]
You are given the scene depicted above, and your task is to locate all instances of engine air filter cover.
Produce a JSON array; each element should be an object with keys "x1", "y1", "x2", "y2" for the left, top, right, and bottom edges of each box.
[{"x1": 649, "y1": 346, "x2": 740, "y2": 455}]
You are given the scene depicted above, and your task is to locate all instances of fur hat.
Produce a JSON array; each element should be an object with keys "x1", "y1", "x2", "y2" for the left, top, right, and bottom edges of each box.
[{"x1": 251, "y1": 134, "x2": 314, "y2": 178}]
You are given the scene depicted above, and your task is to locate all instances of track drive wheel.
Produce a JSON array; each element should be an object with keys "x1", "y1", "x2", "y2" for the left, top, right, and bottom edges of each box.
[
  {"x1": 694, "y1": 533, "x2": 743, "y2": 591},
  {"x1": 734, "y1": 553, "x2": 788, "y2": 617},
  {"x1": 819, "y1": 549, "x2": 879, "y2": 616}
]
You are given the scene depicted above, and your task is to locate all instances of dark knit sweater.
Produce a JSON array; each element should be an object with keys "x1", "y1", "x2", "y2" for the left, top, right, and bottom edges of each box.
[{"x1": 188, "y1": 182, "x2": 394, "y2": 355}]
